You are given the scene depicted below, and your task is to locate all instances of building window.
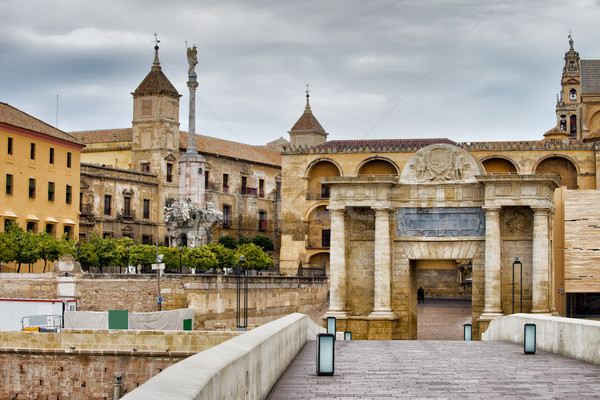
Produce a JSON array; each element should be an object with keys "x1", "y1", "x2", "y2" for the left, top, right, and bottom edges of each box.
[
  {"x1": 45, "y1": 223, "x2": 54, "y2": 236},
  {"x1": 241, "y1": 176, "x2": 247, "y2": 195},
  {"x1": 276, "y1": 180, "x2": 281, "y2": 200},
  {"x1": 30, "y1": 143, "x2": 36, "y2": 160},
  {"x1": 570, "y1": 61, "x2": 575, "y2": 70},
  {"x1": 322, "y1": 229, "x2": 331, "y2": 248},
  {"x1": 223, "y1": 204, "x2": 231, "y2": 227},
  {"x1": 259, "y1": 179, "x2": 265, "y2": 198},
  {"x1": 321, "y1": 184, "x2": 330, "y2": 199},
  {"x1": 67, "y1": 152, "x2": 72, "y2": 168},
  {"x1": 204, "y1": 170, "x2": 210, "y2": 189},
  {"x1": 49, "y1": 148, "x2": 54, "y2": 164},
  {"x1": 259, "y1": 210, "x2": 267, "y2": 231},
  {"x1": 104, "y1": 195, "x2": 112, "y2": 215},
  {"x1": 166, "y1": 163, "x2": 173, "y2": 182},
  {"x1": 124, "y1": 196, "x2": 131, "y2": 217},
  {"x1": 29, "y1": 178, "x2": 35, "y2": 198},
  {"x1": 64, "y1": 226, "x2": 72, "y2": 240},
  {"x1": 223, "y1": 174, "x2": 229, "y2": 193},
  {"x1": 570, "y1": 115, "x2": 577, "y2": 135},
  {"x1": 142, "y1": 235, "x2": 152, "y2": 245},
  {"x1": 79, "y1": 193, "x2": 83, "y2": 212},
  {"x1": 26, "y1": 221, "x2": 37, "y2": 233},
  {"x1": 66, "y1": 185, "x2": 72, "y2": 204},
  {"x1": 143, "y1": 199, "x2": 150, "y2": 219},
  {"x1": 103, "y1": 232, "x2": 113, "y2": 238},
  {"x1": 5, "y1": 174, "x2": 13, "y2": 195},
  {"x1": 141, "y1": 162, "x2": 150, "y2": 172},
  {"x1": 7, "y1": 137, "x2": 13, "y2": 155},
  {"x1": 48, "y1": 182, "x2": 55, "y2": 201}
]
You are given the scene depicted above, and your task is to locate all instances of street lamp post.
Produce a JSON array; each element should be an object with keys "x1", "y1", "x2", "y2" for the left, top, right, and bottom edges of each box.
[
  {"x1": 236, "y1": 255, "x2": 248, "y2": 331},
  {"x1": 512, "y1": 257, "x2": 523, "y2": 314}
]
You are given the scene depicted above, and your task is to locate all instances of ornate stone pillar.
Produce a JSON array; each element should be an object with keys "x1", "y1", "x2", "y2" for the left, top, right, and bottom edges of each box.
[
  {"x1": 370, "y1": 207, "x2": 394, "y2": 317},
  {"x1": 481, "y1": 206, "x2": 504, "y2": 317},
  {"x1": 327, "y1": 207, "x2": 347, "y2": 316},
  {"x1": 532, "y1": 208, "x2": 551, "y2": 314}
]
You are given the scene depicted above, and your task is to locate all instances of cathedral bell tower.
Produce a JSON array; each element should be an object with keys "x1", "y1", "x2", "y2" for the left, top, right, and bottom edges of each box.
[
  {"x1": 556, "y1": 34, "x2": 582, "y2": 139},
  {"x1": 288, "y1": 86, "x2": 328, "y2": 148}
]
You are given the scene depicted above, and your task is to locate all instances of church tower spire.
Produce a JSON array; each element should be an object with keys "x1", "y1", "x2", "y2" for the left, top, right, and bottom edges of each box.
[
  {"x1": 288, "y1": 85, "x2": 328, "y2": 148},
  {"x1": 555, "y1": 33, "x2": 582, "y2": 139}
]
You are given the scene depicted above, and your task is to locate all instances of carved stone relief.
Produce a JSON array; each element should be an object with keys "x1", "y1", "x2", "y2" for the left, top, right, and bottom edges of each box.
[
  {"x1": 396, "y1": 207, "x2": 485, "y2": 237},
  {"x1": 400, "y1": 144, "x2": 483, "y2": 183},
  {"x1": 348, "y1": 207, "x2": 375, "y2": 239},
  {"x1": 501, "y1": 207, "x2": 533, "y2": 238}
]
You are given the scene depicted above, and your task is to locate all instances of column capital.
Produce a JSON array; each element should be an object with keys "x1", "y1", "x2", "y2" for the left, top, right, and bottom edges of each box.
[
  {"x1": 531, "y1": 207, "x2": 551, "y2": 215},
  {"x1": 327, "y1": 205, "x2": 346, "y2": 212},
  {"x1": 482, "y1": 206, "x2": 501, "y2": 213},
  {"x1": 372, "y1": 206, "x2": 394, "y2": 213}
]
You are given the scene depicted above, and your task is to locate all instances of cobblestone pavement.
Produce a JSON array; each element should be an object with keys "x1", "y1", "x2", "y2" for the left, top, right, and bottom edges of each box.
[
  {"x1": 268, "y1": 340, "x2": 600, "y2": 399},
  {"x1": 418, "y1": 297, "x2": 472, "y2": 340}
]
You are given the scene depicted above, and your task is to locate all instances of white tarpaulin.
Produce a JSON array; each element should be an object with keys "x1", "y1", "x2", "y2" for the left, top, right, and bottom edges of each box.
[
  {"x1": 64, "y1": 311, "x2": 109, "y2": 330},
  {"x1": 63, "y1": 308, "x2": 194, "y2": 331},
  {"x1": 128, "y1": 308, "x2": 194, "y2": 331}
]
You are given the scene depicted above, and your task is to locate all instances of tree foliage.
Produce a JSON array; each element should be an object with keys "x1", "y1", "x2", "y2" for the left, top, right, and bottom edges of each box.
[
  {"x1": 235, "y1": 243, "x2": 274, "y2": 270},
  {"x1": 207, "y1": 243, "x2": 236, "y2": 269},
  {"x1": 218, "y1": 235, "x2": 237, "y2": 249},
  {"x1": 251, "y1": 235, "x2": 274, "y2": 251},
  {"x1": 184, "y1": 246, "x2": 218, "y2": 271}
]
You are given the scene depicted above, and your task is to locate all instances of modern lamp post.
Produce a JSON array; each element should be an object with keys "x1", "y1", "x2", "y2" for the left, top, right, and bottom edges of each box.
[
  {"x1": 512, "y1": 257, "x2": 523, "y2": 314},
  {"x1": 236, "y1": 255, "x2": 248, "y2": 331}
]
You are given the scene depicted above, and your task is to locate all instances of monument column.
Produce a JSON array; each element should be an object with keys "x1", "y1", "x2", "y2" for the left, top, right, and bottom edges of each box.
[
  {"x1": 532, "y1": 208, "x2": 551, "y2": 314},
  {"x1": 481, "y1": 206, "x2": 504, "y2": 317},
  {"x1": 326, "y1": 206, "x2": 347, "y2": 317},
  {"x1": 370, "y1": 207, "x2": 394, "y2": 317}
]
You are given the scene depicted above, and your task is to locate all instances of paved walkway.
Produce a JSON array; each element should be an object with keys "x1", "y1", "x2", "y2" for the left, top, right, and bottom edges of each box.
[
  {"x1": 418, "y1": 297, "x2": 472, "y2": 340},
  {"x1": 268, "y1": 340, "x2": 600, "y2": 399}
]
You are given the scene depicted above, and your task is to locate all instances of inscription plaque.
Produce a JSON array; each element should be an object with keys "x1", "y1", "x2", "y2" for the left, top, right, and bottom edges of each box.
[{"x1": 396, "y1": 207, "x2": 485, "y2": 237}]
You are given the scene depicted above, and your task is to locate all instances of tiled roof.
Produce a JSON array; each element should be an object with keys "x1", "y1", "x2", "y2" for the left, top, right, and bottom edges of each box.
[
  {"x1": 71, "y1": 128, "x2": 133, "y2": 143},
  {"x1": 70, "y1": 127, "x2": 281, "y2": 167},
  {"x1": 584, "y1": 128, "x2": 600, "y2": 141},
  {"x1": 543, "y1": 126, "x2": 568, "y2": 137},
  {"x1": 133, "y1": 51, "x2": 180, "y2": 98},
  {"x1": 181, "y1": 132, "x2": 282, "y2": 167},
  {"x1": 0, "y1": 102, "x2": 83, "y2": 146},
  {"x1": 580, "y1": 60, "x2": 600, "y2": 94},
  {"x1": 314, "y1": 138, "x2": 457, "y2": 152},
  {"x1": 290, "y1": 99, "x2": 326, "y2": 133}
]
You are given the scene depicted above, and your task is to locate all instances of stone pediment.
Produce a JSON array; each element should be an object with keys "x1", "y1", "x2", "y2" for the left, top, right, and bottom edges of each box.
[
  {"x1": 400, "y1": 144, "x2": 483, "y2": 184},
  {"x1": 164, "y1": 153, "x2": 177, "y2": 162}
]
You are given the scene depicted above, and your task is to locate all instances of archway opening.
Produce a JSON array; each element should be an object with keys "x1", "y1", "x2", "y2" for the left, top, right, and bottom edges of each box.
[
  {"x1": 413, "y1": 259, "x2": 472, "y2": 340},
  {"x1": 357, "y1": 159, "x2": 398, "y2": 176},
  {"x1": 535, "y1": 156, "x2": 578, "y2": 189},
  {"x1": 482, "y1": 158, "x2": 517, "y2": 174},
  {"x1": 307, "y1": 160, "x2": 340, "y2": 199}
]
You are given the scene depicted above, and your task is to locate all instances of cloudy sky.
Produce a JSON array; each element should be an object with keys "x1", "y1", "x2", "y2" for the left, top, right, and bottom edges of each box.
[{"x1": 1, "y1": 0, "x2": 600, "y2": 146}]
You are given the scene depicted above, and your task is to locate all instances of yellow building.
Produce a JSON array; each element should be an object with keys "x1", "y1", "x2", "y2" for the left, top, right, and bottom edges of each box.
[{"x1": 0, "y1": 102, "x2": 84, "y2": 271}]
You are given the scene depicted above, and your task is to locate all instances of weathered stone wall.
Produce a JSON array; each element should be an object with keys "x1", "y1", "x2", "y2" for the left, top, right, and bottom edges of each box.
[
  {"x1": 0, "y1": 274, "x2": 329, "y2": 330},
  {"x1": 0, "y1": 348, "x2": 187, "y2": 400}
]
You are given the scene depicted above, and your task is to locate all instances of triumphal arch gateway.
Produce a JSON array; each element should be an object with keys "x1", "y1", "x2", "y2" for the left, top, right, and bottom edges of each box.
[{"x1": 319, "y1": 143, "x2": 559, "y2": 340}]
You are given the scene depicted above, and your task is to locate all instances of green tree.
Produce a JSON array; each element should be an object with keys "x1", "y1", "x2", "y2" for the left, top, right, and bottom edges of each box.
[
  {"x1": 78, "y1": 237, "x2": 98, "y2": 271},
  {"x1": 235, "y1": 243, "x2": 274, "y2": 271},
  {"x1": 79, "y1": 235, "x2": 120, "y2": 273},
  {"x1": 251, "y1": 235, "x2": 274, "y2": 251},
  {"x1": 218, "y1": 235, "x2": 237, "y2": 249},
  {"x1": 115, "y1": 237, "x2": 134, "y2": 271},
  {"x1": 129, "y1": 244, "x2": 156, "y2": 269},
  {"x1": 2, "y1": 224, "x2": 40, "y2": 272},
  {"x1": 238, "y1": 236, "x2": 252, "y2": 245},
  {"x1": 0, "y1": 223, "x2": 19, "y2": 270},
  {"x1": 207, "y1": 243, "x2": 236, "y2": 269},
  {"x1": 36, "y1": 232, "x2": 61, "y2": 272},
  {"x1": 159, "y1": 245, "x2": 186, "y2": 271},
  {"x1": 184, "y1": 246, "x2": 218, "y2": 271}
]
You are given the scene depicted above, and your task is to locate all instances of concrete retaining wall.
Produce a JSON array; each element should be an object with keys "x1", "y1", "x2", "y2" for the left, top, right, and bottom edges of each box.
[
  {"x1": 122, "y1": 313, "x2": 323, "y2": 400},
  {"x1": 482, "y1": 313, "x2": 600, "y2": 365}
]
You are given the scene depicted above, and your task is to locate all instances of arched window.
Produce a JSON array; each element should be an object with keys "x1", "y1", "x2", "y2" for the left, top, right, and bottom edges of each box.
[
  {"x1": 535, "y1": 156, "x2": 578, "y2": 189},
  {"x1": 357, "y1": 159, "x2": 398, "y2": 176},
  {"x1": 482, "y1": 158, "x2": 517, "y2": 174},
  {"x1": 569, "y1": 89, "x2": 577, "y2": 100},
  {"x1": 570, "y1": 115, "x2": 577, "y2": 135},
  {"x1": 307, "y1": 160, "x2": 340, "y2": 199}
]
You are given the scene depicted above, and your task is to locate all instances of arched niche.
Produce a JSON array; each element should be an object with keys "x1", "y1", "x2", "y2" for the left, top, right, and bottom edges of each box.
[
  {"x1": 306, "y1": 205, "x2": 330, "y2": 249},
  {"x1": 588, "y1": 111, "x2": 600, "y2": 134},
  {"x1": 534, "y1": 155, "x2": 578, "y2": 189},
  {"x1": 481, "y1": 156, "x2": 518, "y2": 174},
  {"x1": 308, "y1": 252, "x2": 329, "y2": 277},
  {"x1": 306, "y1": 159, "x2": 341, "y2": 199},
  {"x1": 356, "y1": 157, "x2": 399, "y2": 176}
]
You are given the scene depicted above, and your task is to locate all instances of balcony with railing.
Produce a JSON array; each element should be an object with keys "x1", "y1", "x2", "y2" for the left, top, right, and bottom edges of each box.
[
  {"x1": 120, "y1": 209, "x2": 136, "y2": 220},
  {"x1": 80, "y1": 203, "x2": 94, "y2": 215},
  {"x1": 242, "y1": 187, "x2": 258, "y2": 196}
]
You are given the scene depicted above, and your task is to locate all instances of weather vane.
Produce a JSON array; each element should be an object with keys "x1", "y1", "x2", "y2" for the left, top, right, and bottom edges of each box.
[
  {"x1": 153, "y1": 33, "x2": 160, "y2": 48},
  {"x1": 306, "y1": 84, "x2": 310, "y2": 99}
]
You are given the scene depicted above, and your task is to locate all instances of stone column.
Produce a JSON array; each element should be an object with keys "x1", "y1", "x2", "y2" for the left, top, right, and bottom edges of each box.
[
  {"x1": 532, "y1": 208, "x2": 551, "y2": 314},
  {"x1": 326, "y1": 207, "x2": 347, "y2": 317},
  {"x1": 481, "y1": 206, "x2": 504, "y2": 317},
  {"x1": 370, "y1": 207, "x2": 395, "y2": 317}
]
